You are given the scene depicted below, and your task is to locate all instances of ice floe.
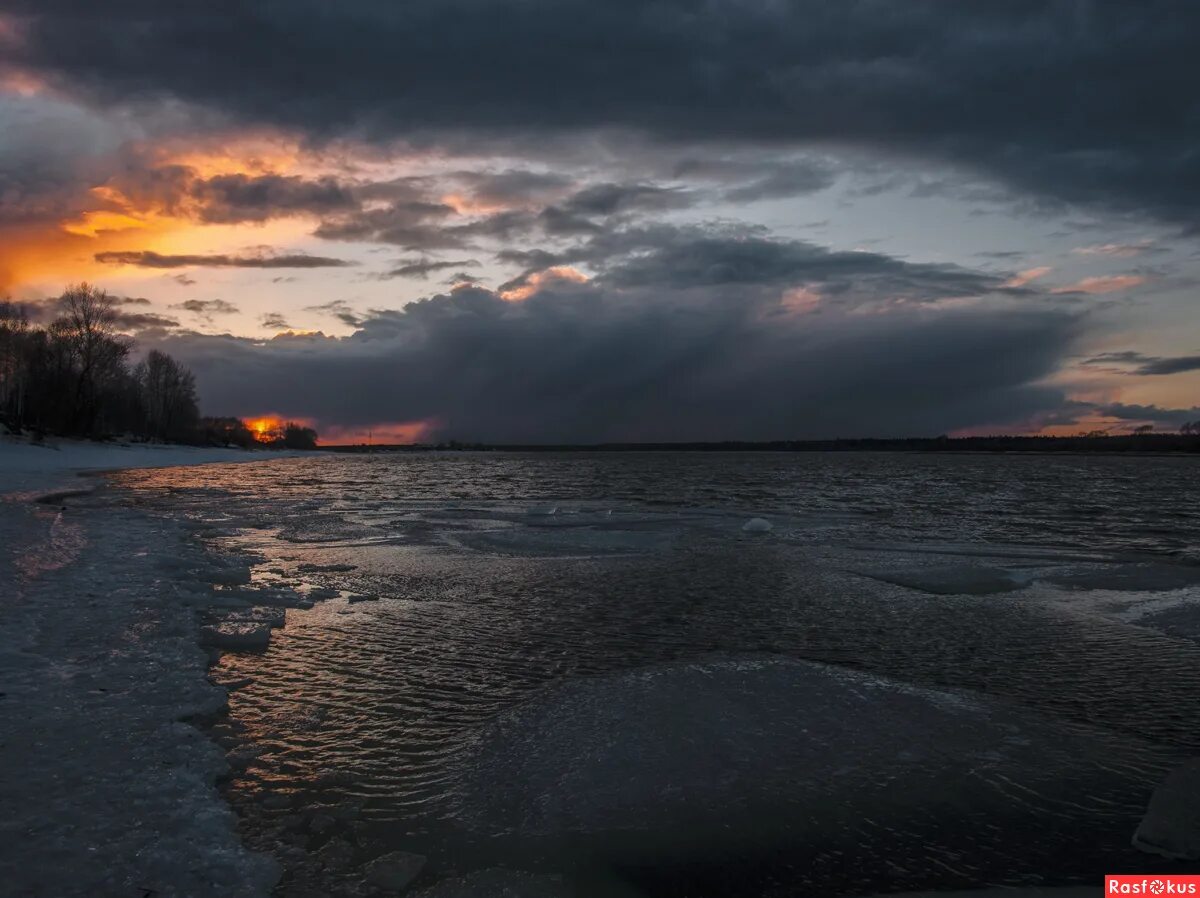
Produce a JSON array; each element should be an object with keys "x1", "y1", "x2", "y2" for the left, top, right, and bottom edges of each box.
[
  {"x1": 1133, "y1": 759, "x2": 1200, "y2": 859},
  {"x1": 200, "y1": 623, "x2": 273, "y2": 653},
  {"x1": 854, "y1": 562, "x2": 1031, "y2": 595},
  {"x1": 364, "y1": 849, "x2": 427, "y2": 890},
  {"x1": 742, "y1": 516, "x2": 773, "y2": 532},
  {"x1": 461, "y1": 656, "x2": 1174, "y2": 887}
]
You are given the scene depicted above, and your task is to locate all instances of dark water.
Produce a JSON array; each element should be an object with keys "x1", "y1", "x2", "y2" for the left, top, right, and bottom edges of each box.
[{"x1": 111, "y1": 452, "x2": 1200, "y2": 897}]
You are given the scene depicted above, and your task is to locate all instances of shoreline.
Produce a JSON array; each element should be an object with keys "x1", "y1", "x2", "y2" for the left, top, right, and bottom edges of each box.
[
  {"x1": 0, "y1": 434, "x2": 309, "y2": 494},
  {"x1": 2, "y1": 441, "x2": 1190, "y2": 896},
  {"x1": 0, "y1": 438, "x2": 309, "y2": 897}
]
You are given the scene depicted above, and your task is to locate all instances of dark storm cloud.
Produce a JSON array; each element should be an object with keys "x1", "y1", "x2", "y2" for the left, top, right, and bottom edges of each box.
[
  {"x1": 139, "y1": 258, "x2": 1083, "y2": 442},
  {"x1": 94, "y1": 250, "x2": 355, "y2": 268},
  {"x1": 1084, "y1": 351, "x2": 1200, "y2": 375},
  {"x1": 7, "y1": 2, "x2": 1200, "y2": 226}
]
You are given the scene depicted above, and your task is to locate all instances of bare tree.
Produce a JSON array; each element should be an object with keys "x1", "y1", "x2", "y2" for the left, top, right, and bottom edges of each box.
[
  {"x1": 50, "y1": 284, "x2": 130, "y2": 434},
  {"x1": 1, "y1": 285, "x2": 212, "y2": 441},
  {"x1": 136, "y1": 349, "x2": 199, "y2": 440},
  {"x1": 0, "y1": 300, "x2": 31, "y2": 428},
  {"x1": 282, "y1": 422, "x2": 318, "y2": 449}
]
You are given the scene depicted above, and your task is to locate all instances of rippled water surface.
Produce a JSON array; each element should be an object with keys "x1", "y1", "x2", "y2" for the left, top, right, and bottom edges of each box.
[{"x1": 112, "y1": 452, "x2": 1200, "y2": 897}]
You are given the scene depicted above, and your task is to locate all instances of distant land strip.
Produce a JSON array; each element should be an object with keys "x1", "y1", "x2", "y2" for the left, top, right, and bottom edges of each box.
[{"x1": 319, "y1": 434, "x2": 1200, "y2": 454}]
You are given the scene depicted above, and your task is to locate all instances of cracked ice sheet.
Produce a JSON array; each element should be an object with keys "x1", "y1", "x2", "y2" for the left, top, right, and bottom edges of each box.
[{"x1": 459, "y1": 657, "x2": 1179, "y2": 893}]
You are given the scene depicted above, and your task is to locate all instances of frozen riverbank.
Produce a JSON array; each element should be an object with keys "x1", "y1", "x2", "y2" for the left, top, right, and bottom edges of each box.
[
  {"x1": 0, "y1": 434, "x2": 303, "y2": 493},
  {"x1": 0, "y1": 438, "x2": 306, "y2": 897}
]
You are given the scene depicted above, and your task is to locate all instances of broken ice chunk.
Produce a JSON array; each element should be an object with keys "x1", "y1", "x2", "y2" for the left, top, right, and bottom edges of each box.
[
  {"x1": 1134, "y1": 759, "x2": 1200, "y2": 860},
  {"x1": 200, "y1": 623, "x2": 272, "y2": 653},
  {"x1": 365, "y1": 850, "x2": 426, "y2": 891},
  {"x1": 742, "y1": 517, "x2": 773, "y2": 533}
]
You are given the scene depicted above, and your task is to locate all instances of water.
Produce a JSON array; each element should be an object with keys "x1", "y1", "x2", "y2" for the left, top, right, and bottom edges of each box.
[{"x1": 110, "y1": 452, "x2": 1200, "y2": 896}]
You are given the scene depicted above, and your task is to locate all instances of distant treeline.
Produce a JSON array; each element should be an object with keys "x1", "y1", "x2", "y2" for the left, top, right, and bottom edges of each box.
[
  {"x1": 325, "y1": 434, "x2": 1200, "y2": 454},
  {"x1": 0, "y1": 284, "x2": 317, "y2": 449}
]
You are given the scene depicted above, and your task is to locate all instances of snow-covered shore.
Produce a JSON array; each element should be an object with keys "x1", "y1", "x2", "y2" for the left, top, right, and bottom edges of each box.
[
  {"x1": 0, "y1": 437, "x2": 304, "y2": 896},
  {"x1": 0, "y1": 434, "x2": 303, "y2": 493}
]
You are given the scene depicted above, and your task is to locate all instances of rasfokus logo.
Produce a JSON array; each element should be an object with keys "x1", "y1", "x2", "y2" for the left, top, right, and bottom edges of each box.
[{"x1": 1107, "y1": 876, "x2": 1200, "y2": 895}]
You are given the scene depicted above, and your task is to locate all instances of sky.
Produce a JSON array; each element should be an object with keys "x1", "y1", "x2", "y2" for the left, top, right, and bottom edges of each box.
[{"x1": 1, "y1": 1, "x2": 1198, "y2": 443}]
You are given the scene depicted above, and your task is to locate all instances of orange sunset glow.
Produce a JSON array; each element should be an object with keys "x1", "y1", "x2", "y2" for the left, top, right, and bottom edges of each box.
[
  {"x1": 0, "y1": 127, "x2": 332, "y2": 295},
  {"x1": 316, "y1": 419, "x2": 439, "y2": 445},
  {"x1": 245, "y1": 416, "x2": 285, "y2": 442},
  {"x1": 242, "y1": 415, "x2": 319, "y2": 443}
]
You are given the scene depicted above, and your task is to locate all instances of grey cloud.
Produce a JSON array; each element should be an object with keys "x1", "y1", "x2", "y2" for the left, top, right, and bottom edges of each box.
[
  {"x1": 312, "y1": 201, "x2": 458, "y2": 247},
  {"x1": 1082, "y1": 350, "x2": 1200, "y2": 375},
  {"x1": 496, "y1": 224, "x2": 1011, "y2": 306},
  {"x1": 304, "y1": 299, "x2": 362, "y2": 327},
  {"x1": 449, "y1": 170, "x2": 573, "y2": 207},
  {"x1": 95, "y1": 250, "x2": 355, "y2": 268},
  {"x1": 24, "y1": 292, "x2": 158, "y2": 323},
  {"x1": 1095, "y1": 402, "x2": 1200, "y2": 427},
  {"x1": 595, "y1": 232, "x2": 1006, "y2": 301},
  {"x1": 173, "y1": 298, "x2": 239, "y2": 317},
  {"x1": 260, "y1": 312, "x2": 292, "y2": 330},
  {"x1": 380, "y1": 258, "x2": 481, "y2": 280},
  {"x1": 1073, "y1": 241, "x2": 1162, "y2": 258},
  {"x1": 536, "y1": 206, "x2": 603, "y2": 237},
  {"x1": 721, "y1": 163, "x2": 839, "y2": 203},
  {"x1": 191, "y1": 173, "x2": 357, "y2": 223},
  {"x1": 533, "y1": 183, "x2": 696, "y2": 236},
  {"x1": 9, "y1": 3, "x2": 1200, "y2": 226},
  {"x1": 0, "y1": 94, "x2": 126, "y2": 229},
  {"x1": 560, "y1": 183, "x2": 691, "y2": 216},
  {"x1": 1134, "y1": 355, "x2": 1200, "y2": 375},
  {"x1": 112, "y1": 310, "x2": 180, "y2": 331},
  {"x1": 141, "y1": 267, "x2": 1083, "y2": 442}
]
